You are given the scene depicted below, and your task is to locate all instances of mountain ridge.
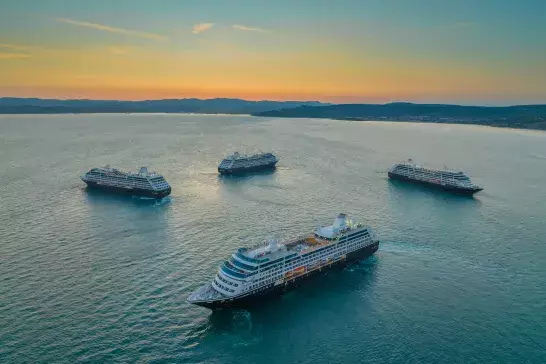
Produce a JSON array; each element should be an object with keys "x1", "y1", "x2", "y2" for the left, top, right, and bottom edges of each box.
[
  {"x1": 252, "y1": 102, "x2": 546, "y2": 130},
  {"x1": 0, "y1": 97, "x2": 327, "y2": 115}
]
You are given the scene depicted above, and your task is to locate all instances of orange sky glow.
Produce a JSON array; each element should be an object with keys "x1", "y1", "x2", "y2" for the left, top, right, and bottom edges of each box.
[{"x1": 1, "y1": 0, "x2": 545, "y2": 105}]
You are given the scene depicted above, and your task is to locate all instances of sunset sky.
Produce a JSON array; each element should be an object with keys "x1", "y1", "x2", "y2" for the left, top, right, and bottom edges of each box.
[{"x1": 1, "y1": 0, "x2": 545, "y2": 104}]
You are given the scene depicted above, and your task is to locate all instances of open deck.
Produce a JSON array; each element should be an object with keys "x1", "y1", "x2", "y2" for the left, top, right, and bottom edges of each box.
[
  {"x1": 284, "y1": 234, "x2": 332, "y2": 252},
  {"x1": 240, "y1": 223, "x2": 365, "y2": 263},
  {"x1": 89, "y1": 166, "x2": 163, "y2": 178},
  {"x1": 238, "y1": 234, "x2": 329, "y2": 261}
]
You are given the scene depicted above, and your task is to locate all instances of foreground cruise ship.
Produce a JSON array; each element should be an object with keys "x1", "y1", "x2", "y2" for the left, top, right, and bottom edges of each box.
[
  {"x1": 218, "y1": 152, "x2": 278, "y2": 175},
  {"x1": 81, "y1": 166, "x2": 171, "y2": 198},
  {"x1": 187, "y1": 214, "x2": 379, "y2": 309},
  {"x1": 388, "y1": 159, "x2": 483, "y2": 195}
]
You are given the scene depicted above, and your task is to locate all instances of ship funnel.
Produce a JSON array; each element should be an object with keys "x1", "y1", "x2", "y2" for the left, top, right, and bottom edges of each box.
[
  {"x1": 333, "y1": 213, "x2": 348, "y2": 230},
  {"x1": 139, "y1": 167, "x2": 148, "y2": 176},
  {"x1": 268, "y1": 238, "x2": 279, "y2": 252}
]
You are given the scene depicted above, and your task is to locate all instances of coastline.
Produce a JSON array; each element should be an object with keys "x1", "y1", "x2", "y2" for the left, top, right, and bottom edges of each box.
[{"x1": 252, "y1": 115, "x2": 546, "y2": 131}]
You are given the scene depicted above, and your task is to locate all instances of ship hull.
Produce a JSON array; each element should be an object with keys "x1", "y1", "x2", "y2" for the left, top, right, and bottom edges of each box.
[
  {"x1": 82, "y1": 180, "x2": 171, "y2": 198},
  {"x1": 189, "y1": 241, "x2": 379, "y2": 310},
  {"x1": 218, "y1": 161, "x2": 277, "y2": 175},
  {"x1": 388, "y1": 172, "x2": 482, "y2": 196}
]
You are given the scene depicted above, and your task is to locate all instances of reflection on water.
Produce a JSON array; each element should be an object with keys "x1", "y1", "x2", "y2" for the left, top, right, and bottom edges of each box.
[
  {"x1": 217, "y1": 168, "x2": 277, "y2": 183},
  {"x1": 216, "y1": 169, "x2": 284, "y2": 207},
  {"x1": 79, "y1": 186, "x2": 173, "y2": 260},
  {"x1": 3, "y1": 114, "x2": 545, "y2": 363},
  {"x1": 83, "y1": 187, "x2": 172, "y2": 207},
  {"x1": 188, "y1": 255, "x2": 379, "y2": 347},
  {"x1": 206, "y1": 309, "x2": 254, "y2": 333}
]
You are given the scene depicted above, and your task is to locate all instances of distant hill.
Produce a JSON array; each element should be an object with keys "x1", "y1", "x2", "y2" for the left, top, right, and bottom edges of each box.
[
  {"x1": 0, "y1": 98, "x2": 327, "y2": 115},
  {"x1": 253, "y1": 103, "x2": 546, "y2": 130}
]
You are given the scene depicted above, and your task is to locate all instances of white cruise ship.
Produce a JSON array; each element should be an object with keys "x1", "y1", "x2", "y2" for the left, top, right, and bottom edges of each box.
[
  {"x1": 81, "y1": 166, "x2": 171, "y2": 198},
  {"x1": 388, "y1": 159, "x2": 483, "y2": 195},
  {"x1": 187, "y1": 213, "x2": 379, "y2": 309},
  {"x1": 218, "y1": 152, "x2": 278, "y2": 175}
]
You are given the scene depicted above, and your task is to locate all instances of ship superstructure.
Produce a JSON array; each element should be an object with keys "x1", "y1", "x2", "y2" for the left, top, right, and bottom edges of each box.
[
  {"x1": 81, "y1": 166, "x2": 171, "y2": 198},
  {"x1": 218, "y1": 152, "x2": 278, "y2": 175},
  {"x1": 388, "y1": 159, "x2": 482, "y2": 195},
  {"x1": 187, "y1": 214, "x2": 379, "y2": 309}
]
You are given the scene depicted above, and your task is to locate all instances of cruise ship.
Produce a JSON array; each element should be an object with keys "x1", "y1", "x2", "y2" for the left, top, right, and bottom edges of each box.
[
  {"x1": 218, "y1": 152, "x2": 278, "y2": 175},
  {"x1": 187, "y1": 214, "x2": 379, "y2": 309},
  {"x1": 388, "y1": 159, "x2": 483, "y2": 195},
  {"x1": 81, "y1": 166, "x2": 171, "y2": 198}
]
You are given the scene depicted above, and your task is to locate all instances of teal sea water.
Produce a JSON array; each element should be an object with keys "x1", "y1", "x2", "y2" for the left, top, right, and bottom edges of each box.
[{"x1": 1, "y1": 114, "x2": 545, "y2": 363}]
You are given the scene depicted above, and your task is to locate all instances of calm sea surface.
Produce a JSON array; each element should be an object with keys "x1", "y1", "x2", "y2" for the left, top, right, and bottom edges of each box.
[{"x1": 1, "y1": 114, "x2": 545, "y2": 363}]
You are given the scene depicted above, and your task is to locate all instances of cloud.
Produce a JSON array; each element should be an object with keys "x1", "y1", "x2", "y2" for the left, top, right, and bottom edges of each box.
[
  {"x1": 0, "y1": 43, "x2": 42, "y2": 51},
  {"x1": 192, "y1": 23, "x2": 215, "y2": 34},
  {"x1": 108, "y1": 46, "x2": 128, "y2": 55},
  {"x1": 0, "y1": 43, "x2": 28, "y2": 50},
  {"x1": 232, "y1": 24, "x2": 269, "y2": 33},
  {"x1": 0, "y1": 52, "x2": 32, "y2": 59},
  {"x1": 57, "y1": 18, "x2": 168, "y2": 41}
]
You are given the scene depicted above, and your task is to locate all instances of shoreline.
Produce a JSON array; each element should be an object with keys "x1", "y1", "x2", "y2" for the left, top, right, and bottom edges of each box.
[{"x1": 252, "y1": 115, "x2": 546, "y2": 132}]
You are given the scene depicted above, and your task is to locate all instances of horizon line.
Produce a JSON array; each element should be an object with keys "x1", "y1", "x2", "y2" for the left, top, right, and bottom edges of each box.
[{"x1": 0, "y1": 96, "x2": 545, "y2": 107}]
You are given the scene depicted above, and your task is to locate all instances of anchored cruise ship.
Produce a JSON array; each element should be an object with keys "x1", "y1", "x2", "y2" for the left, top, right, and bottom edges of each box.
[
  {"x1": 81, "y1": 166, "x2": 171, "y2": 198},
  {"x1": 218, "y1": 152, "x2": 278, "y2": 175},
  {"x1": 187, "y1": 214, "x2": 379, "y2": 309},
  {"x1": 388, "y1": 159, "x2": 483, "y2": 195}
]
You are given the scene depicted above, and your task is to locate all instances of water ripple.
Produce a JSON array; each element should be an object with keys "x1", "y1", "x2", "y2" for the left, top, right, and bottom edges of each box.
[{"x1": 1, "y1": 114, "x2": 545, "y2": 364}]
